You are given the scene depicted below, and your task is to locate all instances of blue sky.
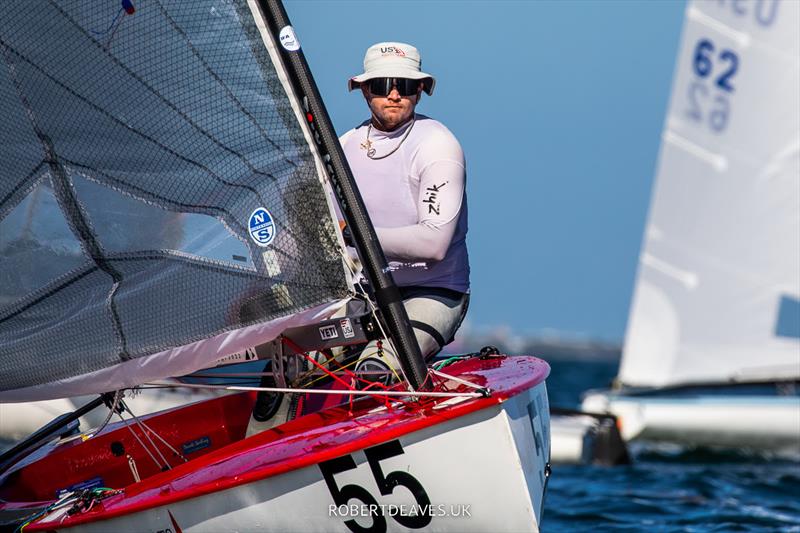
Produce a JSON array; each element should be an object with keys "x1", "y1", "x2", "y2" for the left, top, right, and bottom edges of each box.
[{"x1": 285, "y1": 0, "x2": 687, "y2": 342}]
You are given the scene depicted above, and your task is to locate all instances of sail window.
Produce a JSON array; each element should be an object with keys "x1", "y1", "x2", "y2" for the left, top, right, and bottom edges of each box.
[
  {"x1": 71, "y1": 175, "x2": 254, "y2": 269},
  {"x1": 0, "y1": 178, "x2": 86, "y2": 305}
]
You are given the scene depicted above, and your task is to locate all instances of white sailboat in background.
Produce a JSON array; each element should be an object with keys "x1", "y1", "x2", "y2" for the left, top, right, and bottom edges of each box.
[{"x1": 582, "y1": 0, "x2": 800, "y2": 455}]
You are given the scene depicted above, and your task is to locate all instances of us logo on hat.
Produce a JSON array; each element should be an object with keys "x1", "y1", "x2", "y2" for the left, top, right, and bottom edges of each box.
[{"x1": 380, "y1": 46, "x2": 405, "y2": 56}]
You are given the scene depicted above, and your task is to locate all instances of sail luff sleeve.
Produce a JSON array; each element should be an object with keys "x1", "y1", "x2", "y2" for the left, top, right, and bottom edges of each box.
[{"x1": 255, "y1": 0, "x2": 430, "y2": 390}]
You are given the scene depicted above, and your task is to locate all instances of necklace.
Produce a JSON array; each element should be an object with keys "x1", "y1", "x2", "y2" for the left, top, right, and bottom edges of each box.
[{"x1": 362, "y1": 115, "x2": 416, "y2": 160}]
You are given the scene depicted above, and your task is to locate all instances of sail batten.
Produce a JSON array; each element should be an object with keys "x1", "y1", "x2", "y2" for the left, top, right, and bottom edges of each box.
[
  {"x1": 618, "y1": 0, "x2": 800, "y2": 388},
  {"x1": 0, "y1": 1, "x2": 351, "y2": 402}
]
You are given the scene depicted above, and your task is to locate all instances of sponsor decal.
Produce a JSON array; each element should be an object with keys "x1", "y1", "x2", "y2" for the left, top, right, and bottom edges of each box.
[
  {"x1": 248, "y1": 207, "x2": 276, "y2": 247},
  {"x1": 182, "y1": 436, "x2": 211, "y2": 455},
  {"x1": 214, "y1": 348, "x2": 258, "y2": 366},
  {"x1": 279, "y1": 25, "x2": 300, "y2": 51},
  {"x1": 319, "y1": 324, "x2": 339, "y2": 341},
  {"x1": 215, "y1": 347, "x2": 258, "y2": 365},
  {"x1": 340, "y1": 318, "x2": 355, "y2": 339},
  {"x1": 422, "y1": 182, "x2": 447, "y2": 215},
  {"x1": 56, "y1": 476, "x2": 105, "y2": 498},
  {"x1": 385, "y1": 261, "x2": 428, "y2": 272}
]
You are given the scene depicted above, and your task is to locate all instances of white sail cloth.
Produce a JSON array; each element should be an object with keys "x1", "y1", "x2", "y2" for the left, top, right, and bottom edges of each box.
[{"x1": 619, "y1": 0, "x2": 800, "y2": 387}]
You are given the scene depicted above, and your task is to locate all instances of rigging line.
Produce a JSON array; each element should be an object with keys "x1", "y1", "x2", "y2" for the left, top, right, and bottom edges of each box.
[
  {"x1": 429, "y1": 368, "x2": 488, "y2": 393},
  {"x1": 152, "y1": 0, "x2": 296, "y2": 164},
  {"x1": 46, "y1": 0, "x2": 293, "y2": 184},
  {"x1": 89, "y1": 6, "x2": 124, "y2": 37},
  {"x1": 299, "y1": 349, "x2": 387, "y2": 389},
  {"x1": 86, "y1": 391, "x2": 123, "y2": 440},
  {"x1": 146, "y1": 380, "x2": 483, "y2": 398},
  {"x1": 281, "y1": 336, "x2": 354, "y2": 391},
  {"x1": 14, "y1": 491, "x2": 80, "y2": 532},
  {"x1": 101, "y1": 6, "x2": 126, "y2": 50},
  {"x1": 283, "y1": 337, "x2": 399, "y2": 398},
  {"x1": 117, "y1": 408, "x2": 172, "y2": 469},
  {"x1": 116, "y1": 412, "x2": 169, "y2": 472},
  {"x1": 125, "y1": 410, "x2": 188, "y2": 463},
  {"x1": 185, "y1": 368, "x2": 394, "y2": 381}
]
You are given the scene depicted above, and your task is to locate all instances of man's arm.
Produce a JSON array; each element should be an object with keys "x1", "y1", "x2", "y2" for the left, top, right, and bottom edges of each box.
[{"x1": 376, "y1": 132, "x2": 465, "y2": 262}]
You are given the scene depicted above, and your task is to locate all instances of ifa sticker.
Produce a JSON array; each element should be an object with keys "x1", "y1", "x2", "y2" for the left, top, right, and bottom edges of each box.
[
  {"x1": 340, "y1": 318, "x2": 355, "y2": 339},
  {"x1": 249, "y1": 207, "x2": 276, "y2": 247},
  {"x1": 279, "y1": 26, "x2": 300, "y2": 51}
]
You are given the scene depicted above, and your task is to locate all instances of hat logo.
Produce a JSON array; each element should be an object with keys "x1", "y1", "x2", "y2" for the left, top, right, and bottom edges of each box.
[{"x1": 380, "y1": 46, "x2": 405, "y2": 57}]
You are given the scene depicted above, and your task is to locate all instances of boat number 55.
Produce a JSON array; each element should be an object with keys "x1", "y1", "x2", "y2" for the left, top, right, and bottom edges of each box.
[{"x1": 319, "y1": 439, "x2": 432, "y2": 532}]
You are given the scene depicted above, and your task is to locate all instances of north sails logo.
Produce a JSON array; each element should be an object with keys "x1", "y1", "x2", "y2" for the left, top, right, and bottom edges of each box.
[{"x1": 380, "y1": 46, "x2": 405, "y2": 56}]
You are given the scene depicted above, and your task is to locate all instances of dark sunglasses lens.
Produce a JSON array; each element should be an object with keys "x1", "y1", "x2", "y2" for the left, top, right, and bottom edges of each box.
[
  {"x1": 396, "y1": 79, "x2": 419, "y2": 96},
  {"x1": 368, "y1": 78, "x2": 418, "y2": 96},
  {"x1": 368, "y1": 78, "x2": 391, "y2": 96}
]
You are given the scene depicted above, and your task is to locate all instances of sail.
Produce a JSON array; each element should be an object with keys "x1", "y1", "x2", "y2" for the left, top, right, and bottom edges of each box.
[
  {"x1": 0, "y1": 0, "x2": 351, "y2": 402},
  {"x1": 618, "y1": 0, "x2": 800, "y2": 387}
]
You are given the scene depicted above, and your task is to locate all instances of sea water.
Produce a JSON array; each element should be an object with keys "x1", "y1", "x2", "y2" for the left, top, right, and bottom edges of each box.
[{"x1": 544, "y1": 358, "x2": 800, "y2": 532}]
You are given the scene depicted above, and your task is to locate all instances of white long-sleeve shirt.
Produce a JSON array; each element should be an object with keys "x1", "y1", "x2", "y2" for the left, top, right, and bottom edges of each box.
[{"x1": 339, "y1": 114, "x2": 469, "y2": 292}]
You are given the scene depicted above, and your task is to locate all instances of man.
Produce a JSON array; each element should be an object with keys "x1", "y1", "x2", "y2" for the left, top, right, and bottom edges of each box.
[{"x1": 339, "y1": 42, "x2": 470, "y2": 380}]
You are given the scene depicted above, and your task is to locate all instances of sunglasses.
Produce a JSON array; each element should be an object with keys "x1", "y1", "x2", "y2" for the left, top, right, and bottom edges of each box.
[{"x1": 366, "y1": 77, "x2": 421, "y2": 97}]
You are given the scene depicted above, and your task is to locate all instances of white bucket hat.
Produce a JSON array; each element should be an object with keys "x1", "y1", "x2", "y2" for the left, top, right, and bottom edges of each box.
[{"x1": 348, "y1": 42, "x2": 435, "y2": 95}]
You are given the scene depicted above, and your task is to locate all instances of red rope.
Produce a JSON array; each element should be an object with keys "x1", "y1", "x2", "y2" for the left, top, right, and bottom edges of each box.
[
  {"x1": 280, "y1": 337, "x2": 406, "y2": 409},
  {"x1": 281, "y1": 337, "x2": 352, "y2": 390}
]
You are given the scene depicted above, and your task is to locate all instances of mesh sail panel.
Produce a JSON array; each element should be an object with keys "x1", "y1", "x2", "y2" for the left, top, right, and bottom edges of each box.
[{"x1": 0, "y1": 1, "x2": 349, "y2": 396}]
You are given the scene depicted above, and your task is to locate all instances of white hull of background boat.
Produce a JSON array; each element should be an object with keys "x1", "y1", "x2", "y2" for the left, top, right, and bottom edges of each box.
[
  {"x1": 582, "y1": 390, "x2": 800, "y2": 456},
  {"x1": 548, "y1": 412, "x2": 630, "y2": 466},
  {"x1": 549, "y1": 414, "x2": 600, "y2": 465}
]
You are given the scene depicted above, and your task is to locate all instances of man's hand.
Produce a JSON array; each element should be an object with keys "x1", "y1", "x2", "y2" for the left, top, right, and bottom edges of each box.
[{"x1": 339, "y1": 221, "x2": 354, "y2": 248}]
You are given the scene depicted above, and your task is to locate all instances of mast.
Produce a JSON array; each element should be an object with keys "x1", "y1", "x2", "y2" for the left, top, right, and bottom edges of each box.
[{"x1": 257, "y1": 0, "x2": 429, "y2": 390}]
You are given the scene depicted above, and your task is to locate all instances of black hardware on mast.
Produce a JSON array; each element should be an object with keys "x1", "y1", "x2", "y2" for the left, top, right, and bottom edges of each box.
[{"x1": 258, "y1": 0, "x2": 429, "y2": 390}]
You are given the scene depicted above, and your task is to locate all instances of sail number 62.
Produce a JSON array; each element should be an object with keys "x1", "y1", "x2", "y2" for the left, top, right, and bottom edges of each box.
[{"x1": 319, "y1": 440, "x2": 432, "y2": 533}]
